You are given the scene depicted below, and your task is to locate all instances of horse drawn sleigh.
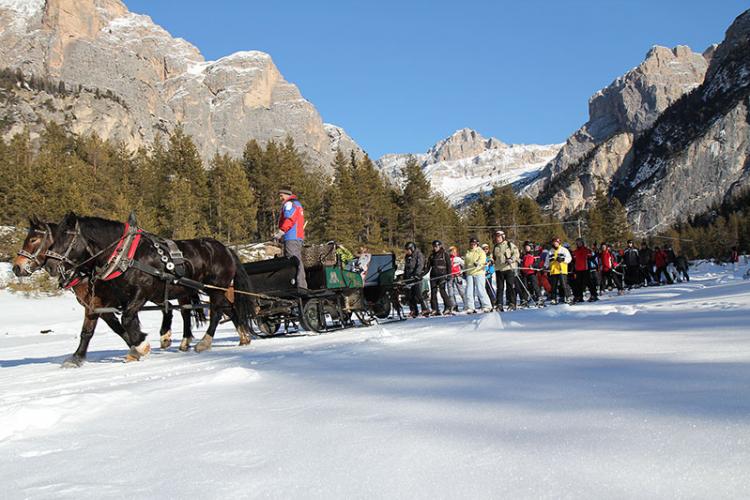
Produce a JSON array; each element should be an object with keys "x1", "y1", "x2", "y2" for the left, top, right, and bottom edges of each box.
[{"x1": 12, "y1": 213, "x2": 399, "y2": 366}]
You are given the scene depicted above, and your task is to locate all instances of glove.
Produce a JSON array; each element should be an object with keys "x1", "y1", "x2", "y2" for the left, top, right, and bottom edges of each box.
[
  {"x1": 557, "y1": 255, "x2": 565, "y2": 262},
  {"x1": 272, "y1": 229, "x2": 284, "y2": 242},
  {"x1": 506, "y1": 259, "x2": 513, "y2": 265}
]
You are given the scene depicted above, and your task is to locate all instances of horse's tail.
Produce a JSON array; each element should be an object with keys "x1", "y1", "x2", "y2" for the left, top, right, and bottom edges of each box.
[
  {"x1": 191, "y1": 295, "x2": 207, "y2": 328},
  {"x1": 230, "y1": 249, "x2": 256, "y2": 329}
]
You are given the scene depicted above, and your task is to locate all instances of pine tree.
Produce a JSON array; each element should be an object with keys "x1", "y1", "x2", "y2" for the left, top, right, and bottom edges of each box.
[
  {"x1": 157, "y1": 125, "x2": 209, "y2": 238},
  {"x1": 399, "y1": 155, "x2": 433, "y2": 249},
  {"x1": 324, "y1": 149, "x2": 357, "y2": 245},
  {"x1": 585, "y1": 188, "x2": 608, "y2": 244},
  {"x1": 208, "y1": 153, "x2": 257, "y2": 243},
  {"x1": 604, "y1": 197, "x2": 633, "y2": 244}
]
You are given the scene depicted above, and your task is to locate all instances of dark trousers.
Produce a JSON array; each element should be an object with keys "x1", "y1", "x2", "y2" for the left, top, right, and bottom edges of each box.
[
  {"x1": 602, "y1": 270, "x2": 623, "y2": 291},
  {"x1": 654, "y1": 266, "x2": 674, "y2": 284},
  {"x1": 549, "y1": 274, "x2": 570, "y2": 302},
  {"x1": 408, "y1": 282, "x2": 430, "y2": 315},
  {"x1": 520, "y1": 273, "x2": 542, "y2": 304},
  {"x1": 573, "y1": 270, "x2": 598, "y2": 301},
  {"x1": 676, "y1": 268, "x2": 690, "y2": 282},
  {"x1": 641, "y1": 265, "x2": 654, "y2": 285},
  {"x1": 430, "y1": 278, "x2": 454, "y2": 312},
  {"x1": 624, "y1": 265, "x2": 640, "y2": 288},
  {"x1": 283, "y1": 239, "x2": 307, "y2": 289},
  {"x1": 495, "y1": 269, "x2": 516, "y2": 307}
]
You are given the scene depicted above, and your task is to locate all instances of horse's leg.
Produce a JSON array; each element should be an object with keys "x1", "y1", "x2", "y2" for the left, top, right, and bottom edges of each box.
[
  {"x1": 121, "y1": 297, "x2": 151, "y2": 362},
  {"x1": 226, "y1": 307, "x2": 252, "y2": 347},
  {"x1": 100, "y1": 313, "x2": 132, "y2": 347},
  {"x1": 159, "y1": 306, "x2": 174, "y2": 350},
  {"x1": 62, "y1": 312, "x2": 99, "y2": 368},
  {"x1": 178, "y1": 296, "x2": 194, "y2": 352},
  {"x1": 195, "y1": 293, "x2": 223, "y2": 353}
]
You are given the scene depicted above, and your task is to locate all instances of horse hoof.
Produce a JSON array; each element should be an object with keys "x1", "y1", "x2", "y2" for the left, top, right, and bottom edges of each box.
[
  {"x1": 160, "y1": 330, "x2": 173, "y2": 349},
  {"x1": 61, "y1": 356, "x2": 84, "y2": 368},
  {"x1": 195, "y1": 337, "x2": 212, "y2": 353},
  {"x1": 179, "y1": 338, "x2": 191, "y2": 352},
  {"x1": 238, "y1": 326, "x2": 251, "y2": 346},
  {"x1": 125, "y1": 341, "x2": 151, "y2": 362}
]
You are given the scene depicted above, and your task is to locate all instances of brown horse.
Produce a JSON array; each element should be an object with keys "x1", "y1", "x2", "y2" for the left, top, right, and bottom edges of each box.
[
  {"x1": 43, "y1": 213, "x2": 255, "y2": 356},
  {"x1": 13, "y1": 217, "x2": 206, "y2": 367}
]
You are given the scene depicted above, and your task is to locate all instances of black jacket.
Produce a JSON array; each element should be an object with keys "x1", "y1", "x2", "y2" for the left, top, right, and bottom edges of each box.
[
  {"x1": 639, "y1": 247, "x2": 653, "y2": 266},
  {"x1": 425, "y1": 249, "x2": 452, "y2": 280},
  {"x1": 404, "y1": 249, "x2": 426, "y2": 279},
  {"x1": 623, "y1": 247, "x2": 640, "y2": 267}
]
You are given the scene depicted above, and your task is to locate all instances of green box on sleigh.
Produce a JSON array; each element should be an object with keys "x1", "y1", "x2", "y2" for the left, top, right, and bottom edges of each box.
[{"x1": 324, "y1": 265, "x2": 363, "y2": 289}]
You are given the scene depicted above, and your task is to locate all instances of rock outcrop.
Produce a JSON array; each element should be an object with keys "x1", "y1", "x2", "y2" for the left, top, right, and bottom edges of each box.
[
  {"x1": 378, "y1": 128, "x2": 561, "y2": 204},
  {"x1": 524, "y1": 44, "x2": 710, "y2": 215},
  {"x1": 0, "y1": 0, "x2": 361, "y2": 167},
  {"x1": 614, "y1": 10, "x2": 750, "y2": 232}
]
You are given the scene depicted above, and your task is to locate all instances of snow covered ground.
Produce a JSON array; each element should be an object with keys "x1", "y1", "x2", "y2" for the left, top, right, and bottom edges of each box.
[{"x1": 1, "y1": 262, "x2": 749, "y2": 498}]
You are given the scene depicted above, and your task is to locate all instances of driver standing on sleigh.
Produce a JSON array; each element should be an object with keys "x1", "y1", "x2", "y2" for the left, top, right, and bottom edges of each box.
[{"x1": 273, "y1": 187, "x2": 307, "y2": 289}]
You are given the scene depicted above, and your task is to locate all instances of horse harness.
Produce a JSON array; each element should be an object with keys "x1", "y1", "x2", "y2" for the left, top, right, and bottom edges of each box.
[{"x1": 46, "y1": 221, "x2": 207, "y2": 313}]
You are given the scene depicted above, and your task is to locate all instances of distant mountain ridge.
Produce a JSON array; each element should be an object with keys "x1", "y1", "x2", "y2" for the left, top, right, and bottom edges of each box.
[
  {"x1": 377, "y1": 128, "x2": 562, "y2": 204},
  {"x1": 0, "y1": 0, "x2": 363, "y2": 168}
]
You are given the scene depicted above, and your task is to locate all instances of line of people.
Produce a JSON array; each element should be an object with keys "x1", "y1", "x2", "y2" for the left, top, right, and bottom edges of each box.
[{"x1": 400, "y1": 232, "x2": 692, "y2": 317}]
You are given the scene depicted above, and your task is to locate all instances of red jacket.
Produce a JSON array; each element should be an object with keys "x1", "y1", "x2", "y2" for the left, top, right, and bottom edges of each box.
[
  {"x1": 654, "y1": 250, "x2": 668, "y2": 268},
  {"x1": 600, "y1": 249, "x2": 617, "y2": 272},
  {"x1": 521, "y1": 253, "x2": 538, "y2": 276},
  {"x1": 572, "y1": 246, "x2": 592, "y2": 272}
]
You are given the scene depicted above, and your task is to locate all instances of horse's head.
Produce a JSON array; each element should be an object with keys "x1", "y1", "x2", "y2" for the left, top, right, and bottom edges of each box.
[
  {"x1": 44, "y1": 212, "x2": 88, "y2": 278},
  {"x1": 12, "y1": 216, "x2": 56, "y2": 277}
]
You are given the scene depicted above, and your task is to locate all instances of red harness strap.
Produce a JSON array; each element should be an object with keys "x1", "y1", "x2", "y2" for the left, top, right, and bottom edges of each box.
[
  {"x1": 102, "y1": 222, "x2": 143, "y2": 281},
  {"x1": 64, "y1": 276, "x2": 82, "y2": 290}
]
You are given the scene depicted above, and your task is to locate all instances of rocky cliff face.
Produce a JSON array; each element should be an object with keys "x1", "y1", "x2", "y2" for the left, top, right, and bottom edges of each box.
[
  {"x1": 614, "y1": 10, "x2": 750, "y2": 233},
  {"x1": 524, "y1": 44, "x2": 710, "y2": 215},
  {"x1": 0, "y1": 0, "x2": 361, "y2": 167},
  {"x1": 377, "y1": 128, "x2": 561, "y2": 204}
]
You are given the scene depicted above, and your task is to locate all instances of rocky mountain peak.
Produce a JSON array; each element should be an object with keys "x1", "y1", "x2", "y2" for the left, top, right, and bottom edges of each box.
[
  {"x1": 0, "y1": 0, "x2": 362, "y2": 169},
  {"x1": 427, "y1": 128, "x2": 507, "y2": 163},
  {"x1": 586, "y1": 44, "x2": 708, "y2": 141}
]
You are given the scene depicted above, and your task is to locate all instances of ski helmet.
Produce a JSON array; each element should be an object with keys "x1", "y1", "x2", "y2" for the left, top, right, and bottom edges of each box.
[{"x1": 404, "y1": 242, "x2": 416, "y2": 251}]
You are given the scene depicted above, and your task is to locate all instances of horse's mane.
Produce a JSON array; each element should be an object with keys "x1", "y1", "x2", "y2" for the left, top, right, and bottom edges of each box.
[{"x1": 73, "y1": 215, "x2": 125, "y2": 249}]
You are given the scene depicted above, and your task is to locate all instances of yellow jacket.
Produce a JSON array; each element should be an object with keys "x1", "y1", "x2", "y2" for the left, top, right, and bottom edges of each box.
[
  {"x1": 549, "y1": 246, "x2": 572, "y2": 275},
  {"x1": 464, "y1": 247, "x2": 487, "y2": 277}
]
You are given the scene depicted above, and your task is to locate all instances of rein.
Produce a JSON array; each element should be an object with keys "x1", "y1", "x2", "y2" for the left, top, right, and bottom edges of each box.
[{"x1": 45, "y1": 221, "x2": 121, "y2": 284}]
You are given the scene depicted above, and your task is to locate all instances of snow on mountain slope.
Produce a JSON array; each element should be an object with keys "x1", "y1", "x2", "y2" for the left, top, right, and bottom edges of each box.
[
  {"x1": 378, "y1": 129, "x2": 561, "y2": 204},
  {"x1": 1, "y1": 262, "x2": 749, "y2": 497}
]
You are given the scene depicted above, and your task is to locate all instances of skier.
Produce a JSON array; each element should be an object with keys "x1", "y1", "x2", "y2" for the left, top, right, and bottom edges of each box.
[
  {"x1": 622, "y1": 240, "x2": 641, "y2": 289},
  {"x1": 448, "y1": 245, "x2": 466, "y2": 312},
  {"x1": 675, "y1": 254, "x2": 690, "y2": 282},
  {"x1": 653, "y1": 246, "x2": 673, "y2": 284},
  {"x1": 403, "y1": 242, "x2": 431, "y2": 318},
  {"x1": 571, "y1": 238, "x2": 599, "y2": 302},
  {"x1": 599, "y1": 242, "x2": 624, "y2": 294},
  {"x1": 464, "y1": 237, "x2": 493, "y2": 313},
  {"x1": 520, "y1": 241, "x2": 544, "y2": 307},
  {"x1": 639, "y1": 241, "x2": 654, "y2": 286},
  {"x1": 547, "y1": 237, "x2": 572, "y2": 305},
  {"x1": 273, "y1": 187, "x2": 307, "y2": 289},
  {"x1": 481, "y1": 243, "x2": 496, "y2": 304},
  {"x1": 492, "y1": 230, "x2": 520, "y2": 311},
  {"x1": 424, "y1": 240, "x2": 455, "y2": 315}
]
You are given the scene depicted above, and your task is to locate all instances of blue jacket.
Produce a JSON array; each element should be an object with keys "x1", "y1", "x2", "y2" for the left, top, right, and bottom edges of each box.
[{"x1": 278, "y1": 196, "x2": 305, "y2": 241}]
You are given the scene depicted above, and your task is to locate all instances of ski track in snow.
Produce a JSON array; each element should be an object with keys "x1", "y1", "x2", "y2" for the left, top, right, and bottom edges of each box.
[{"x1": 1, "y1": 261, "x2": 749, "y2": 498}]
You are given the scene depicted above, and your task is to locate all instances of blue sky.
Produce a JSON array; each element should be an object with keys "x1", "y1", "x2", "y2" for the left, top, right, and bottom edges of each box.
[{"x1": 125, "y1": 1, "x2": 747, "y2": 158}]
